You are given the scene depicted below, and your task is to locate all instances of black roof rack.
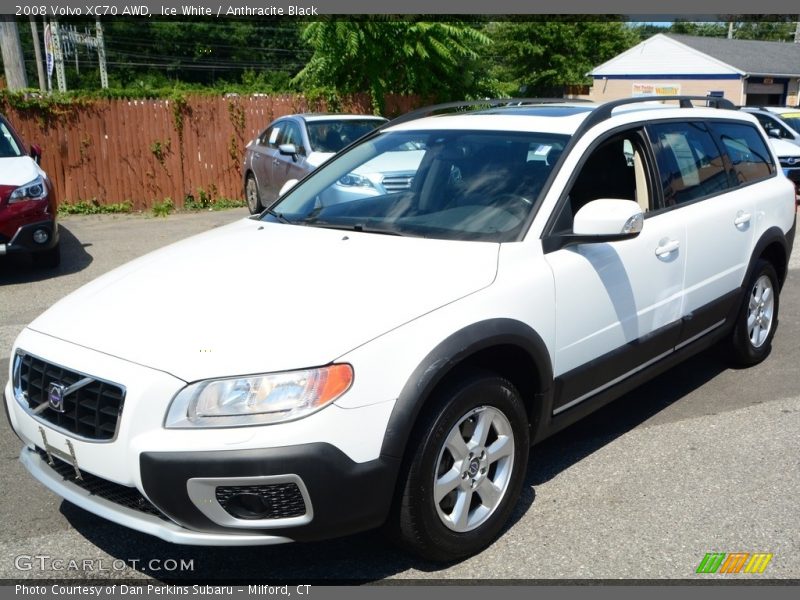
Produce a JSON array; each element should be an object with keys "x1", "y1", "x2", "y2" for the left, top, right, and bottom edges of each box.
[
  {"x1": 383, "y1": 97, "x2": 592, "y2": 129},
  {"x1": 382, "y1": 94, "x2": 734, "y2": 133},
  {"x1": 576, "y1": 95, "x2": 735, "y2": 133}
]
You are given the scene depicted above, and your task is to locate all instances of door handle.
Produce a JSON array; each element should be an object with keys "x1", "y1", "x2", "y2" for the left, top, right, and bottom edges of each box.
[
  {"x1": 734, "y1": 211, "x2": 752, "y2": 227},
  {"x1": 272, "y1": 159, "x2": 280, "y2": 166},
  {"x1": 655, "y1": 239, "x2": 680, "y2": 257}
]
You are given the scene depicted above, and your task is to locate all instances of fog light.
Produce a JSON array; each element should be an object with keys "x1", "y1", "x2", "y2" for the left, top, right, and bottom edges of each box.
[
  {"x1": 32, "y1": 229, "x2": 49, "y2": 244},
  {"x1": 224, "y1": 493, "x2": 272, "y2": 519},
  {"x1": 215, "y1": 483, "x2": 306, "y2": 520}
]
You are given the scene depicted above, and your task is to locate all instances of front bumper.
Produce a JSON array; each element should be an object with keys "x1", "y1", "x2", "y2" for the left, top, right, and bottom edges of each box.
[
  {"x1": 20, "y1": 447, "x2": 290, "y2": 546},
  {"x1": 140, "y1": 445, "x2": 399, "y2": 543},
  {"x1": 18, "y1": 440, "x2": 399, "y2": 545},
  {"x1": 0, "y1": 219, "x2": 59, "y2": 256},
  {"x1": 6, "y1": 328, "x2": 400, "y2": 545}
]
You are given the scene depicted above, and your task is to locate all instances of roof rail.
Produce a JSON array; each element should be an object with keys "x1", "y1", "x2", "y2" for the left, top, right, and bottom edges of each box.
[
  {"x1": 384, "y1": 97, "x2": 592, "y2": 129},
  {"x1": 577, "y1": 95, "x2": 736, "y2": 134}
]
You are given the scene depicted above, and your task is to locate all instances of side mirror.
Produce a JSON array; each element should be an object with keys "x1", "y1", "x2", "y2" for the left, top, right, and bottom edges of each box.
[
  {"x1": 573, "y1": 199, "x2": 644, "y2": 237},
  {"x1": 543, "y1": 199, "x2": 643, "y2": 253},
  {"x1": 278, "y1": 143, "x2": 299, "y2": 161},
  {"x1": 30, "y1": 144, "x2": 42, "y2": 164},
  {"x1": 767, "y1": 128, "x2": 782, "y2": 139},
  {"x1": 278, "y1": 179, "x2": 299, "y2": 197}
]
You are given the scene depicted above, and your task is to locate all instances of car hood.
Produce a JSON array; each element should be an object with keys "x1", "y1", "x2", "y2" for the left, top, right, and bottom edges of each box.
[
  {"x1": 29, "y1": 218, "x2": 499, "y2": 382},
  {"x1": 0, "y1": 156, "x2": 41, "y2": 187},
  {"x1": 306, "y1": 152, "x2": 335, "y2": 168},
  {"x1": 354, "y1": 150, "x2": 425, "y2": 175},
  {"x1": 769, "y1": 138, "x2": 800, "y2": 157}
]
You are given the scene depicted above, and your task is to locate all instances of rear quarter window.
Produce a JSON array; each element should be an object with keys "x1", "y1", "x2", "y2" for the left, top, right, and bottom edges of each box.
[{"x1": 710, "y1": 121, "x2": 775, "y2": 184}]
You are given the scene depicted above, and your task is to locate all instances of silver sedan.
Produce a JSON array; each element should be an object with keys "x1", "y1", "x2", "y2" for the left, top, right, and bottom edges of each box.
[{"x1": 242, "y1": 114, "x2": 387, "y2": 214}]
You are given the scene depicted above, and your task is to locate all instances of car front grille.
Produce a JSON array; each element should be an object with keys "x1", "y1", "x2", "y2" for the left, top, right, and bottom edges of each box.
[
  {"x1": 35, "y1": 447, "x2": 167, "y2": 519},
  {"x1": 14, "y1": 353, "x2": 125, "y2": 441},
  {"x1": 382, "y1": 174, "x2": 414, "y2": 193}
]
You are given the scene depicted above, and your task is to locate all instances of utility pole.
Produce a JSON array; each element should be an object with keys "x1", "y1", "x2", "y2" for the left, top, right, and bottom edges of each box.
[
  {"x1": 96, "y1": 18, "x2": 108, "y2": 89},
  {"x1": 0, "y1": 17, "x2": 29, "y2": 90},
  {"x1": 29, "y1": 16, "x2": 46, "y2": 92},
  {"x1": 727, "y1": 21, "x2": 735, "y2": 39},
  {"x1": 51, "y1": 18, "x2": 66, "y2": 92},
  {"x1": 794, "y1": 19, "x2": 800, "y2": 43}
]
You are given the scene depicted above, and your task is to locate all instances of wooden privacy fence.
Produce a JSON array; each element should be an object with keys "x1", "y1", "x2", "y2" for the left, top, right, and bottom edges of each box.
[{"x1": 3, "y1": 93, "x2": 421, "y2": 210}]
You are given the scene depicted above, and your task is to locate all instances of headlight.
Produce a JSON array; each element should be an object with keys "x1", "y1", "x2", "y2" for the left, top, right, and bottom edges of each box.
[
  {"x1": 165, "y1": 364, "x2": 353, "y2": 428},
  {"x1": 9, "y1": 176, "x2": 47, "y2": 203},
  {"x1": 337, "y1": 173, "x2": 376, "y2": 188}
]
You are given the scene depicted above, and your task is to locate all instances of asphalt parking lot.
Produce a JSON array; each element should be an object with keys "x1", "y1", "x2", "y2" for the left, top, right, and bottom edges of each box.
[{"x1": 0, "y1": 209, "x2": 798, "y2": 582}]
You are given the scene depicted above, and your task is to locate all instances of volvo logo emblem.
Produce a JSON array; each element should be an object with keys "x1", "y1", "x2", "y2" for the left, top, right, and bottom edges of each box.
[{"x1": 47, "y1": 383, "x2": 67, "y2": 413}]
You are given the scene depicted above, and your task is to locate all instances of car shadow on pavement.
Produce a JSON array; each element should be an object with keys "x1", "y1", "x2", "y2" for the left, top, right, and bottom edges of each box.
[
  {"x1": 59, "y1": 348, "x2": 727, "y2": 582},
  {"x1": 528, "y1": 348, "x2": 728, "y2": 487},
  {"x1": 0, "y1": 224, "x2": 92, "y2": 284}
]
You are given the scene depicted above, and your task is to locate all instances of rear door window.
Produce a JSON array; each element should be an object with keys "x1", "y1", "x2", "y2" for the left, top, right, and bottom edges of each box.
[
  {"x1": 709, "y1": 122, "x2": 775, "y2": 185},
  {"x1": 647, "y1": 121, "x2": 729, "y2": 207}
]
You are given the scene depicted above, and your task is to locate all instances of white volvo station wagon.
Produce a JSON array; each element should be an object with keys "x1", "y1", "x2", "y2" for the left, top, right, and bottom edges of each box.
[{"x1": 5, "y1": 97, "x2": 796, "y2": 561}]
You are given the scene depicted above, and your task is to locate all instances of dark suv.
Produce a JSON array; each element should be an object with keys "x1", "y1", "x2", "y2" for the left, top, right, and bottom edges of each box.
[{"x1": 0, "y1": 114, "x2": 59, "y2": 268}]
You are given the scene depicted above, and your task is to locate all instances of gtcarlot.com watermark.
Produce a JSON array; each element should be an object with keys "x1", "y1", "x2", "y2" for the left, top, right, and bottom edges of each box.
[{"x1": 14, "y1": 554, "x2": 195, "y2": 573}]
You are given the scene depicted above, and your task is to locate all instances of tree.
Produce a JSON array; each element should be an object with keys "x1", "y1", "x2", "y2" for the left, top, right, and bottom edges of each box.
[
  {"x1": 669, "y1": 21, "x2": 727, "y2": 37},
  {"x1": 293, "y1": 20, "x2": 495, "y2": 114},
  {"x1": 489, "y1": 21, "x2": 639, "y2": 96},
  {"x1": 669, "y1": 18, "x2": 797, "y2": 41}
]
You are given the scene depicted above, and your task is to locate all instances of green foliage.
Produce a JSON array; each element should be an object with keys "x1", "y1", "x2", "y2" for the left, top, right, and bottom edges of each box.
[
  {"x1": 169, "y1": 93, "x2": 189, "y2": 141},
  {"x1": 58, "y1": 199, "x2": 133, "y2": 215},
  {"x1": 16, "y1": 19, "x2": 306, "y2": 93},
  {"x1": 732, "y1": 21, "x2": 797, "y2": 41},
  {"x1": 184, "y1": 186, "x2": 245, "y2": 211},
  {"x1": 668, "y1": 19, "x2": 797, "y2": 41},
  {"x1": 151, "y1": 198, "x2": 175, "y2": 217},
  {"x1": 669, "y1": 21, "x2": 728, "y2": 37},
  {"x1": 149, "y1": 140, "x2": 171, "y2": 165},
  {"x1": 294, "y1": 20, "x2": 497, "y2": 113},
  {"x1": 489, "y1": 20, "x2": 640, "y2": 96},
  {"x1": 631, "y1": 23, "x2": 670, "y2": 41},
  {"x1": 0, "y1": 90, "x2": 88, "y2": 127}
]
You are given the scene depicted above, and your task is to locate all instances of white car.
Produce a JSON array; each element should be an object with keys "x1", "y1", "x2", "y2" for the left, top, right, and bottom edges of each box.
[
  {"x1": 5, "y1": 97, "x2": 796, "y2": 562},
  {"x1": 742, "y1": 106, "x2": 800, "y2": 147},
  {"x1": 767, "y1": 137, "x2": 800, "y2": 202}
]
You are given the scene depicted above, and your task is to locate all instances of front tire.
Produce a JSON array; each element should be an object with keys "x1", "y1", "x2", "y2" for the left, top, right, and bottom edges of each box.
[
  {"x1": 392, "y1": 373, "x2": 529, "y2": 562},
  {"x1": 729, "y1": 259, "x2": 779, "y2": 366},
  {"x1": 245, "y1": 174, "x2": 263, "y2": 214}
]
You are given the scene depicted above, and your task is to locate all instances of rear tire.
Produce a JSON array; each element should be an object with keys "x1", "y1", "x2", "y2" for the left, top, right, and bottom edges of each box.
[
  {"x1": 31, "y1": 243, "x2": 61, "y2": 269},
  {"x1": 245, "y1": 174, "x2": 263, "y2": 214},
  {"x1": 391, "y1": 373, "x2": 529, "y2": 562},
  {"x1": 728, "y1": 259, "x2": 779, "y2": 366}
]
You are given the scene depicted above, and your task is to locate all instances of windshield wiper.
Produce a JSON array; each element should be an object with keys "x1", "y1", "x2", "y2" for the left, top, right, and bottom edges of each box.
[
  {"x1": 301, "y1": 220, "x2": 405, "y2": 236},
  {"x1": 265, "y1": 209, "x2": 292, "y2": 224}
]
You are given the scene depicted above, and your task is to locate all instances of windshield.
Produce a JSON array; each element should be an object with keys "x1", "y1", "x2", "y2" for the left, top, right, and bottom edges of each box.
[
  {"x1": 0, "y1": 122, "x2": 23, "y2": 158},
  {"x1": 265, "y1": 129, "x2": 569, "y2": 242},
  {"x1": 306, "y1": 119, "x2": 387, "y2": 153},
  {"x1": 779, "y1": 112, "x2": 800, "y2": 133}
]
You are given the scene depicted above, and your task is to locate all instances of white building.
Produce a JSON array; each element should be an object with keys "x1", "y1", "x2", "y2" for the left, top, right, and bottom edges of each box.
[{"x1": 589, "y1": 33, "x2": 800, "y2": 106}]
